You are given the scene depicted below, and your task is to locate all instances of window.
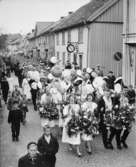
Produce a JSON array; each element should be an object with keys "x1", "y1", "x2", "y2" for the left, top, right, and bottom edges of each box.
[
  {"x1": 45, "y1": 49, "x2": 48, "y2": 60},
  {"x1": 67, "y1": 53, "x2": 71, "y2": 62},
  {"x1": 67, "y1": 30, "x2": 71, "y2": 42},
  {"x1": 78, "y1": 27, "x2": 83, "y2": 43},
  {"x1": 56, "y1": 33, "x2": 59, "y2": 45},
  {"x1": 57, "y1": 52, "x2": 59, "y2": 60},
  {"x1": 79, "y1": 54, "x2": 83, "y2": 69},
  {"x1": 44, "y1": 36, "x2": 47, "y2": 44},
  {"x1": 62, "y1": 52, "x2": 66, "y2": 65},
  {"x1": 62, "y1": 31, "x2": 65, "y2": 45}
]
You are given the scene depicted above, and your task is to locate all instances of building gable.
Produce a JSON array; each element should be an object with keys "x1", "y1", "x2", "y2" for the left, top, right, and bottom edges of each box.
[{"x1": 94, "y1": 0, "x2": 123, "y2": 23}]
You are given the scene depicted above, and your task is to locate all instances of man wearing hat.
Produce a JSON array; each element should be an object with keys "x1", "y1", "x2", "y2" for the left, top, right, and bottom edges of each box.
[
  {"x1": 106, "y1": 71, "x2": 116, "y2": 90},
  {"x1": 37, "y1": 123, "x2": 59, "y2": 167}
]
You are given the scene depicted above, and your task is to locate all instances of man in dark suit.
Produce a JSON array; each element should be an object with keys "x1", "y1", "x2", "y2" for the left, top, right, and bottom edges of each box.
[
  {"x1": 106, "y1": 71, "x2": 116, "y2": 90},
  {"x1": 37, "y1": 124, "x2": 59, "y2": 167},
  {"x1": 29, "y1": 79, "x2": 39, "y2": 111},
  {"x1": 8, "y1": 101, "x2": 23, "y2": 141},
  {"x1": 1, "y1": 75, "x2": 9, "y2": 104},
  {"x1": 95, "y1": 92, "x2": 108, "y2": 149},
  {"x1": 18, "y1": 142, "x2": 43, "y2": 167}
]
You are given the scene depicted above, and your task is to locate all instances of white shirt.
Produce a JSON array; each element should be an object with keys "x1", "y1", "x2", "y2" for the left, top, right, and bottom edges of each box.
[{"x1": 44, "y1": 135, "x2": 51, "y2": 144}]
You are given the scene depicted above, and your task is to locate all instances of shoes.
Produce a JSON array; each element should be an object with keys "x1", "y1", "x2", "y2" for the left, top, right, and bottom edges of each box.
[
  {"x1": 77, "y1": 152, "x2": 82, "y2": 157},
  {"x1": 16, "y1": 137, "x2": 19, "y2": 142},
  {"x1": 121, "y1": 140, "x2": 128, "y2": 148},
  {"x1": 34, "y1": 105, "x2": 37, "y2": 111},
  {"x1": 12, "y1": 137, "x2": 15, "y2": 142},
  {"x1": 117, "y1": 145, "x2": 122, "y2": 150},
  {"x1": 104, "y1": 144, "x2": 109, "y2": 149},
  {"x1": 107, "y1": 143, "x2": 114, "y2": 150},
  {"x1": 87, "y1": 150, "x2": 92, "y2": 155}
]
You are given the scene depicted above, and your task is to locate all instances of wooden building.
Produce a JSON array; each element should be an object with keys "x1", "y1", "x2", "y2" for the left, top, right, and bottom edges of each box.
[
  {"x1": 87, "y1": 0, "x2": 123, "y2": 75},
  {"x1": 52, "y1": 0, "x2": 123, "y2": 75},
  {"x1": 122, "y1": 0, "x2": 136, "y2": 86},
  {"x1": 28, "y1": 22, "x2": 54, "y2": 60}
]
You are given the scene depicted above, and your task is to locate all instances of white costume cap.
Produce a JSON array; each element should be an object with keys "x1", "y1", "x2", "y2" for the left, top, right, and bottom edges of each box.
[
  {"x1": 47, "y1": 73, "x2": 54, "y2": 80},
  {"x1": 86, "y1": 67, "x2": 92, "y2": 73},
  {"x1": 50, "y1": 56, "x2": 57, "y2": 64}
]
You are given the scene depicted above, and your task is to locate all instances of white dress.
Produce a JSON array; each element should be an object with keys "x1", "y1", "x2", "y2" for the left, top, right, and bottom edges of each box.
[
  {"x1": 22, "y1": 78, "x2": 31, "y2": 99},
  {"x1": 81, "y1": 102, "x2": 98, "y2": 141},
  {"x1": 62, "y1": 104, "x2": 81, "y2": 145},
  {"x1": 7, "y1": 75, "x2": 19, "y2": 93},
  {"x1": 81, "y1": 82, "x2": 94, "y2": 101},
  {"x1": 40, "y1": 93, "x2": 59, "y2": 127}
]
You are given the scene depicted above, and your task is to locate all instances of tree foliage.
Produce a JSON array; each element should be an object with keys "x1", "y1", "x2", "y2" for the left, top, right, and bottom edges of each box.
[{"x1": 0, "y1": 34, "x2": 8, "y2": 51}]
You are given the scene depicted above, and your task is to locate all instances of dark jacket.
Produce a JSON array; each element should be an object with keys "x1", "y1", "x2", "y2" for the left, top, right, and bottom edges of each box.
[
  {"x1": 107, "y1": 75, "x2": 116, "y2": 90},
  {"x1": 8, "y1": 109, "x2": 23, "y2": 125},
  {"x1": 126, "y1": 89, "x2": 136, "y2": 104},
  {"x1": 7, "y1": 96, "x2": 21, "y2": 111},
  {"x1": 97, "y1": 97, "x2": 106, "y2": 125},
  {"x1": 1, "y1": 79, "x2": 9, "y2": 91},
  {"x1": 111, "y1": 94, "x2": 121, "y2": 107},
  {"x1": 37, "y1": 134, "x2": 59, "y2": 167},
  {"x1": 18, "y1": 153, "x2": 43, "y2": 167}
]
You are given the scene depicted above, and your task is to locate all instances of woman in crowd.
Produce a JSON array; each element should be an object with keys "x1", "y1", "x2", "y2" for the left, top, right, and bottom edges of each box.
[
  {"x1": 102, "y1": 89, "x2": 113, "y2": 149},
  {"x1": 19, "y1": 94, "x2": 29, "y2": 125},
  {"x1": 62, "y1": 95, "x2": 81, "y2": 157},
  {"x1": 81, "y1": 93, "x2": 98, "y2": 154},
  {"x1": 22, "y1": 76, "x2": 31, "y2": 100}
]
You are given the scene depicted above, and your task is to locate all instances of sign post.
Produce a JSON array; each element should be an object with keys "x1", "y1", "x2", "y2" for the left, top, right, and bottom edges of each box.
[
  {"x1": 113, "y1": 52, "x2": 122, "y2": 76},
  {"x1": 66, "y1": 42, "x2": 79, "y2": 69}
]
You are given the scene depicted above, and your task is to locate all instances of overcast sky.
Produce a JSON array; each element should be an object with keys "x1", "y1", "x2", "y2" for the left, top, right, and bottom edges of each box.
[{"x1": 0, "y1": 0, "x2": 90, "y2": 34}]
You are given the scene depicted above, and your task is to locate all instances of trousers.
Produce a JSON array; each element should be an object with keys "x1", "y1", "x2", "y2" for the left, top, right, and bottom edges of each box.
[
  {"x1": 100, "y1": 124, "x2": 108, "y2": 147},
  {"x1": 121, "y1": 129, "x2": 130, "y2": 142},
  {"x1": 31, "y1": 89, "x2": 38, "y2": 110},
  {"x1": 109, "y1": 127, "x2": 122, "y2": 147},
  {"x1": 11, "y1": 123, "x2": 20, "y2": 138}
]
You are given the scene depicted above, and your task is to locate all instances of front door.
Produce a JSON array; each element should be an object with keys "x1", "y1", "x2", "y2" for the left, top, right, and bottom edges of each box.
[{"x1": 129, "y1": 45, "x2": 136, "y2": 87}]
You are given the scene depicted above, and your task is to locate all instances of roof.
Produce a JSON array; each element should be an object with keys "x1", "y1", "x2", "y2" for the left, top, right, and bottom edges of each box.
[
  {"x1": 7, "y1": 34, "x2": 23, "y2": 45},
  {"x1": 8, "y1": 34, "x2": 22, "y2": 43},
  {"x1": 38, "y1": 18, "x2": 68, "y2": 36},
  {"x1": 51, "y1": 14, "x2": 74, "y2": 32},
  {"x1": 53, "y1": 0, "x2": 119, "y2": 32},
  {"x1": 37, "y1": 22, "x2": 55, "y2": 37},
  {"x1": 35, "y1": 22, "x2": 54, "y2": 36},
  {"x1": 27, "y1": 32, "x2": 35, "y2": 40}
]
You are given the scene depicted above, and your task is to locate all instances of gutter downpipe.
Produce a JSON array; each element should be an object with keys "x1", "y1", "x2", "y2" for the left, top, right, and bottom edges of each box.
[
  {"x1": 87, "y1": 23, "x2": 90, "y2": 68},
  {"x1": 123, "y1": 0, "x2": 129, "y2": 85}
]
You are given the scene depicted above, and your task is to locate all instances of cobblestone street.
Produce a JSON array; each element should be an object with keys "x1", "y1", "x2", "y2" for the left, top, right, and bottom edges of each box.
[{"x1": 1, "y1": 100, "x2": 136, "y2": 167}]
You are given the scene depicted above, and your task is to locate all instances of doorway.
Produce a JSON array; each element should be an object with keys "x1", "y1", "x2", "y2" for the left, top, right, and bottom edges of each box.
[{"x1": 129, "y1": 45, "x2": 136, "y2": 86}]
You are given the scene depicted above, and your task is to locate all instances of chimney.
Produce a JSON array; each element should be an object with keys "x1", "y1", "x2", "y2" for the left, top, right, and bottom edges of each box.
[
  {"x1": 60, "y1": 16, "x2": 65, "y2": 19},
  {"x1": 68, "y1": 11, "x2": 73, "y2": 15}
]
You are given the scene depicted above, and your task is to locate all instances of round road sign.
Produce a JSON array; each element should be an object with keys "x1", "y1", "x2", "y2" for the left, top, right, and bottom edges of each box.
[
  {"x1": 114, "y1": 52, "x2": 122, "y2": 61},
  {"x1": 67, "y1": 43, "x2": 75, "y2": 53}
]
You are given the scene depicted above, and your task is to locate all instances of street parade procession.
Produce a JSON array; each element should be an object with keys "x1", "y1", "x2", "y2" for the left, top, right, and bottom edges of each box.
[
  {"x1": 1, "y1": 0, "x2": 136, "y2": 166},
  {"x1": 0, "y1": 54, "x2": 136, "y2": 167}
]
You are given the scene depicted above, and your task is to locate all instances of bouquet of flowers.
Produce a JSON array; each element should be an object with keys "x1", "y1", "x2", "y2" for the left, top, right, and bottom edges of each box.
[
  {"x1": 80, "y1": 116, "x2": 99, "y2": 136},
  {"x1": 38, "y1": 102, "x2": 59, "y2": 120},
  {"x1": 112, "y1": 107, "x2": 124, "y2": 129},
  {"x1": 104, "y1": 110, "x2": 114, "y2": 127},
  {"x1": 121, "y1": 105, "x2": 136, "y2": 128},
  {"x1": 67, "y1": 116, "x2": 81, "y2": 137}
]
